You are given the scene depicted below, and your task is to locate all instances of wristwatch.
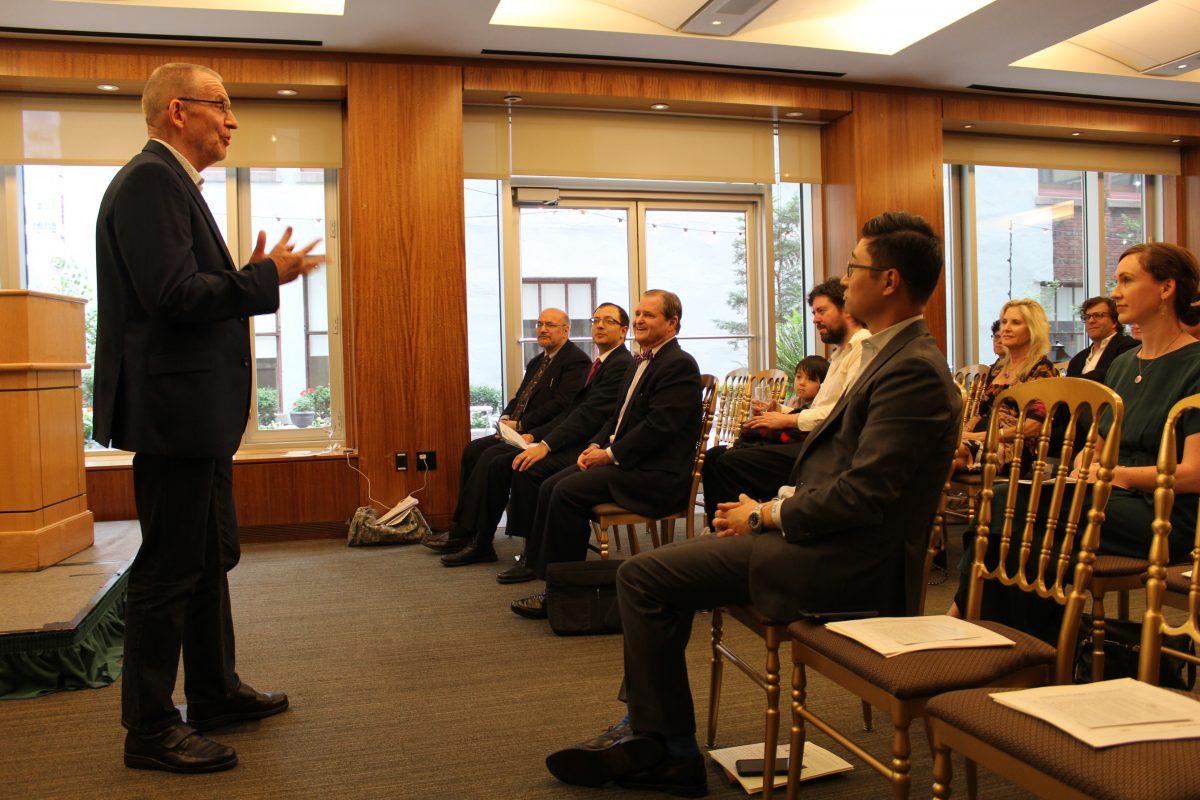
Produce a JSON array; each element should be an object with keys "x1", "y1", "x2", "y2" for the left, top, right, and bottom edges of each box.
[{"x1": 748, "y1": 504, "x2": 764, "y2": 534}]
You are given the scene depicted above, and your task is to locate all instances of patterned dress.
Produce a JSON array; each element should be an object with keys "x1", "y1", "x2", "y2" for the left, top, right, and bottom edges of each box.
[{"x1": 965, "y1": 356, "x2": 1059, "y2": 468}]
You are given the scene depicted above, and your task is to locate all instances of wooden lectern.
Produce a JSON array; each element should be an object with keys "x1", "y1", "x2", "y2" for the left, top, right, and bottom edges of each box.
[{"x1": 0, "y1": 290, "x2": 94, "y2": 571}]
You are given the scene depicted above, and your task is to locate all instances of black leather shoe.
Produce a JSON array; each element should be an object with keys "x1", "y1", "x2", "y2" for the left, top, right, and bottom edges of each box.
[
  {"x1": 511, "y1": 592, "x2": 548, "y2": 619},
  {"x1": 423, "y1": 533, "x2": 469, "y2": 554},
  {"x1": 186, "y1": 683, "x2": 289, "y2": 732},
  {"x1": 546, "y1": 722, "x2": 664, "y2": 787},
  {"x1": 496, "y1": 562, "x2": 536, "y2": 584},
  {"x1": 440, "y1": 542, "x2": 498, "y2": 566},
  {"x1": 617, "y1": 755, "x2": 709, "y2": 797},
  {"x1": 124, "y1": 724, "x2": 237, "y2": 774}
]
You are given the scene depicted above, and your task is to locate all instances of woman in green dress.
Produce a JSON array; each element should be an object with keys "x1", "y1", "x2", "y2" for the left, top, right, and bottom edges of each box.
[{"x1": 951, "y1": 242, "x2": 1200, "y2": 636}]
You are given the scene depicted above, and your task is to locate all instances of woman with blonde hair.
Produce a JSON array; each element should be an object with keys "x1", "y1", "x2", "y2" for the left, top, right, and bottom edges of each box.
[{"x1": 953, "y1": 297, "x2": 1058, "y2": 471}]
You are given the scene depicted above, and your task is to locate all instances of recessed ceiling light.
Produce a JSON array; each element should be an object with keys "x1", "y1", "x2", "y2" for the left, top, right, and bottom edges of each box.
[
  {"x1": 650, "y1": 103, "x2": 670, "y2": 111},
  {"x1": 503, "y1": 95, "x2": 523, "y2": 103},
  {"x1": 1071, "y1": 132, "x2": 1081, "y2": 136},
  {"x1": 1178, "y1": 64, "x2": 1189, "y2": 70},
  {"x1": 1173, "y1": 138, "x2": 1182, "y2": 143},
  {"x1": 962, "y1": 124, "x2": 974, "y2": 129},
  {"x1": 97, "y1": 84, "x2": 119, "y2": 92},
  {"x1": 276, "y1": 89, "x2": 298, "y2": 96},
  {"x1": 784, "y1": 111, "x2": 804, "y2": 118},
  {"x1": 711, "y1": 20, "x2": 723, "y2": 26}
]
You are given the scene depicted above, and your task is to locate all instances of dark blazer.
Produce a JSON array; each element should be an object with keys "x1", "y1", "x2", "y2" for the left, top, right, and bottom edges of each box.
[
  {"x1": 588, "y1": 337, "x2": 703, "y2": 516},
  {"x1": 501, "y1": 341, "x2": 591, "y2": 432},
  {"x1": 749, "y1": 320, "x2": 961, "y2": 622},
  {"x1": 530, "y1": 344, "x2": 634, "y2": 451},
  {"x1": 93, "y1": 140, "x2": 279, "y2": 459},
  {"x1": 1066, "y1": 331, "x2": 1138, "y2": 383}
]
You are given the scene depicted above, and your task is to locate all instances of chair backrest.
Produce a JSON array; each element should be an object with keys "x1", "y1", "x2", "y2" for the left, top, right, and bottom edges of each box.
[
  {"x1": 918, "y1": 479, "x2": 952, "y2": 615},
  {"x1": 713, "y1": 368, "x2": 750, "y2": 445},
  {"x1": 954, "y1": 363, "x2": 991, "y2": 430},
  {"x1": 965, "y1": 376, "x2": 1124, "y2": 683},
  {"x1": 1139, "y1": 393, "x2": 1200, "y2": 685},
  {"x1": 749, "y1": 368, "x2": 790, "y2": 405},
  {"x1": 685, "y1": 375, "x2": 720, "y2": 533}
]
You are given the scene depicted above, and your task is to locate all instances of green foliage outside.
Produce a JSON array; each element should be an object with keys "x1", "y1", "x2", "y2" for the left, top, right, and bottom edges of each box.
[
  {"x1": 715, "y1": 193, "x2": 807, "y2": 368},
  {"x1": 48, "y1": 259, "x2": 102, "y2": 448},
  {"x1": 292, "y1": 385, "x2": 331, "y2": 414},
  {"x1": 257, "y1": 387, "x2": 279, "y2": 427},
  {"x1": 469, "y1": 384, "x2": 503, "y2": 411}
]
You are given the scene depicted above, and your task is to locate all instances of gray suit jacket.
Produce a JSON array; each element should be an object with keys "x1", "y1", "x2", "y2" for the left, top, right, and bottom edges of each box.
[{"x1": 748, "y1": 320, "x2": 961, "y2": 621}]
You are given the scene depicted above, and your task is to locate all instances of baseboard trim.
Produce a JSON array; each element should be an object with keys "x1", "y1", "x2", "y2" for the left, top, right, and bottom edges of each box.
[{"x1": 239, "y1": 521, "x2": 346, "y2": 542}]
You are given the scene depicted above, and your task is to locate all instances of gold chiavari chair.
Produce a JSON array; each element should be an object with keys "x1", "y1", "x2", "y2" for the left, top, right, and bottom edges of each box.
[
  {"x1": 749, "y1": 368, "x2": 790, "y2": 407},
  {"x1": 948, "y1": 364, "x2": 992, "y2": 522},
  {"x1": 704, "y1": 482, "x2": 953, "y2": 800},
  {"x1": 712, "y1": 368, "x2": 751, "y2": 447},
  {"x1": 589, "y1": 375, "x2": 717, "y2": 557},
  {"x1": 783, "y1": 378, "x2": 1123, "y2": 800},
  {"x1": 927, "y1": 392, "x2": 1200, "y2": 800}
]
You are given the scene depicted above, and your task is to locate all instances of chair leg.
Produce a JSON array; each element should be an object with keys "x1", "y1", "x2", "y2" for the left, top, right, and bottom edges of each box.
[
  {"x1": 761, "y1": 626, "x2": 782, "y2": 800},
  {"x1": 965, "y1": 757, "x2": 978, "y2": 800},
  {"x1": 861, "y1": 700, "x2": 873, "y2": 732},
  {"x1": 1117, "y1": 589, "x2": 1130, "y2": 621},
  {"x1": 594, "y1": 523, "x2": 609, "y2": 560},
  {"x1": 785, "y1": 662, "x2": 807, "y2": 800},
  {"x1": 931, "y1": 738, "x2": 952, "y2": 800},
  {"x1": 660, "y1": 518, "x2": 674, "y2": 545},
  {"x1": 890, "y1": 722, "x2": 912, "y2": 800},
  {"x1": 706, "y1": 608, "x2": 724, "y2": 749},
  {"x1": 1091, "y1": 593, "x2": 1107, "y2": 682},
  {"x1": 648, "y1": 522, "x2": 661, "y2": 549},
  {"x1": 610, "y1": 525, "x2": 621, "y2": 553}
]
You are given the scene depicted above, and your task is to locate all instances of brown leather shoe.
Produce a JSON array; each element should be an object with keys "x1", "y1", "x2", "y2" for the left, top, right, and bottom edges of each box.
[
  {"x1": 511, "y1": 592, "x2": 548, "y2": 619},
  {"x1": 423, "y1": 533, "x2": 469, "y2": 553},
  {"x1": 546, "y1": 721, "x2": 663, "y2": 787},
  {"x1": 124, "y1": 724, "x2": 237, "y2": 774},
  {"x1": 186, "y1": 683, "x2": 289, "y2": 732}
]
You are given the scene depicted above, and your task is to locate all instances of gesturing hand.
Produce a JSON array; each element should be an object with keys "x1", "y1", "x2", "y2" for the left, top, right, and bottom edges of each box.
[{"x1": 263, "y1": 226, "x2": 325, "y2": 285}]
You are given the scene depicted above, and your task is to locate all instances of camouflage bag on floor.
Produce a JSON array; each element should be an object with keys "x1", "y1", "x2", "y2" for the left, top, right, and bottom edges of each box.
[{"x1": 347, "y1": 505, "x2": 431, "y2": 546}]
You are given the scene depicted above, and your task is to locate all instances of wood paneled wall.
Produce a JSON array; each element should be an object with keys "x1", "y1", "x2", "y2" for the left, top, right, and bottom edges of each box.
[
  {"x1": 344, "y1": 62, "x2": 467, "y2": 525},
  {"x1": 821, "y1": 91, "x2": 947, "y2": 346},
  {"x1": 1181, "y1": 148, "x2": 1200, "y2": 252}
]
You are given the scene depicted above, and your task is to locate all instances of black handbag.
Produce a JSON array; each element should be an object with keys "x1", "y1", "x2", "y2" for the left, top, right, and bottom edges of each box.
[
  {"x1": 545, "y1": 560, "x2": 623, "y2": 636},
  {"x1": 1073, "y1": 615, "x2": 1197, "y2": 689}
]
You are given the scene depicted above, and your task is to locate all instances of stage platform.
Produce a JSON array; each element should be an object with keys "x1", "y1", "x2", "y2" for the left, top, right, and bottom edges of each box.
[{"x1": 0, "y1": 521, "x2": 139, "y2": 700}]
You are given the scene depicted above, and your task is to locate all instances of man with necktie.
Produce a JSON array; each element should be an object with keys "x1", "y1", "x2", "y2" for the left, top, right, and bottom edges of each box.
[
  {"x1": 510, "y1": 290, "x2": 702, "y2": 618},
  {"x1": 426, "y1": 307, "x2": 590, "y2": 563}
]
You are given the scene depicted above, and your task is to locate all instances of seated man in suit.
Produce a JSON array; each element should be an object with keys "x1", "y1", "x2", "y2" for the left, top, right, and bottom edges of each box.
[
  {"x1": 424, "y1": 307, "x2": 589, "y2": 563},
  {"x1": 441, "y1": 303, "x2": 633, "y2": 568},
  {"x1": 701, "y1": 277, "x2": 867, "y2": 527},
  {"x1": 543, "y1": 212, "x2": 961, "y2": 797},
  {"x1": 1066, "y1": 296, "x2": 1137, "y2": 382},
  {"x1": 509, "y1": 290, "x2": 702, "y2": 617}
]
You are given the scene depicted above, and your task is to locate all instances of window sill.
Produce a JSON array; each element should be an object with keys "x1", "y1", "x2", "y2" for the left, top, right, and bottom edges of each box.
[{"x1": 85, "y1": 446, "x2": 356, "y2": 470}]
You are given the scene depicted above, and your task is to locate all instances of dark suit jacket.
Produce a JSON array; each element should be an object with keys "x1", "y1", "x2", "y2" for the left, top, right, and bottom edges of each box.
[
  {"x1": 93, "y1": 141, "x2": 279, "y2": 459},
  {"x1": 1066, "y1": 332, "x2": 1137, "y2": 383},
  {"x1": 501, "y1": 341, "x2": 590, "y2": 432},
  {"x1": 530, "y1": 345, "x2": 634, "y2": 452},
  {"x1": 748, "y1": 320, "x2": 961, "y2": 622},
  {"x1": 588, "y1": 337, "x2": 703, "y2": 516}
]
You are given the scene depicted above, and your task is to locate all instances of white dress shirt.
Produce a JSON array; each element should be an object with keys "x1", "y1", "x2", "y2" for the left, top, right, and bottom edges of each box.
[
  {"x1": 791, "y1": 327, "x2": 871, "y2": 432},
  {"x1": 1082, "y1": 331, "x2": 1117, "y2": 374},
  {"x1": 151, "y1": 138, "x2": 203, "y2": 187}
]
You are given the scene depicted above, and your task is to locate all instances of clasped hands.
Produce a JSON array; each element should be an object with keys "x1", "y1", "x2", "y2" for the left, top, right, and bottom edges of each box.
[
  {"x1": 742, "y1": 399, "x2": 794, "y2": 431},
  {"x1": 713, "y1": 493, "x2": 759, "y2": 537},
  {"x1": 252, "y1": 226, "x2": 324, "y2": 285}
]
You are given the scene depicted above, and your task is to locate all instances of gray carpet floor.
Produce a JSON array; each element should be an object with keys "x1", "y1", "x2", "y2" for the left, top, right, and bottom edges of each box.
[{"x1": 2, "y1": 527, "x2": 1037, "y2": 799}]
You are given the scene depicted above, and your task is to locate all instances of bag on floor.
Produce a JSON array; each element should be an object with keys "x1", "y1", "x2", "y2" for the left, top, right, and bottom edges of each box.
[
  {"x1": 347, "y1": 505, "x2": 431, "y2": 546},
  {"x1": 545, "y1": 560, "x2": 623, "y2": 636},
  {"x1": 1073, "y1": 615, "x2": 1197, "y2": 689}
]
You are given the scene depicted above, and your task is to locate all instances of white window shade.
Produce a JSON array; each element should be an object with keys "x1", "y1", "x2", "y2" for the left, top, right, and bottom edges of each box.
[
  {"x1": 509, "y1": 108, "x2": 776, "y2": 184},
  {"x1": 463, "y1": 106, "x2": 509, "y2": 180},
  {"x1": 777, "y1": 123, "x2": 822, "y2": 184},
  {"x1": 943, "y1": 133, "x2": 1180, "y2": 176},
  {"x1": 0, "y1": 96, "x2": 342, "y2": 168}
]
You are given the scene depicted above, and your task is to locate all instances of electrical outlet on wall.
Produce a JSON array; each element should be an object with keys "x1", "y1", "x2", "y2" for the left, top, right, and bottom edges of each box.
[{"x1": 416, "y1": 451, "x2": 437, "y2": 470}]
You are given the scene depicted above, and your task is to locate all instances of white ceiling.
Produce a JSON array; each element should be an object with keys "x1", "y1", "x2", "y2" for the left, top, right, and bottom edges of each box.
[{"x1": 5, "y1": 0, "x2": 1198, "y2": 106}]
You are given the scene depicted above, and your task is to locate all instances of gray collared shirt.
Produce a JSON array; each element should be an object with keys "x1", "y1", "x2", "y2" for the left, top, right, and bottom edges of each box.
[{"x1": 150, "y1": 138, "x2": 204, "y2": 187}]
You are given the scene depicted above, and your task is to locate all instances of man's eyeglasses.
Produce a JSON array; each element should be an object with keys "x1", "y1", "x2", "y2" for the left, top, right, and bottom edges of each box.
[
  {"x1": 178, "y1": 97, "x2": 234, "y2": 116},
  {"x1": 589, "y1": 316, "x2": 622, "y2": 327},
  {"x1": 534, "y1": 321, "x2": 567, "y2": 329},
  {"x1": 1081, "y1": 312, "x2": 1112, "y2": 322},
  {"x1": 846, "y1": 262, "x2": 889, "y2": 277}
]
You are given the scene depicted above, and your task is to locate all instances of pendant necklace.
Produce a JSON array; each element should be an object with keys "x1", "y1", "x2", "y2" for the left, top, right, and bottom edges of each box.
[{"x1": 1135, "y1": 331, "x2": 1187, "y2": 384}]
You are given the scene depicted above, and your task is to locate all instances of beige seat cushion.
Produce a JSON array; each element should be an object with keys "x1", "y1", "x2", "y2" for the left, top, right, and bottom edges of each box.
[
  {"x1": 787, "y1": 619, "x2": 1055, "y2": 700},
  {"x1": 927, "y1": 686, "x2": 1200, "y2": 800},
  {"x1": 592, "y1": 502, "x2": 633, "y2": 517},
  {"x1": 1162, "y1": 565, "x2": 1193, "y2": 596},
  {"x1": 1092, "y1": 555, "x2": 1148, "y2": 580}
]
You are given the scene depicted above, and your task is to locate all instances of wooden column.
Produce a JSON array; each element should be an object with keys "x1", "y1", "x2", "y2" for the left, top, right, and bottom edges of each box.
[
  {"x1": 1178, "y1": 147, "x2": 1200, "y2": 251},
  {"x1": 344, "y1": 62, "x2": 467, "y2": 526},
  {"x1": 0, "y1": 291, "x2": 94, "y2": 571},
  {"x1": 820, "y1": 91, "x2": 947, "y2": 349}
]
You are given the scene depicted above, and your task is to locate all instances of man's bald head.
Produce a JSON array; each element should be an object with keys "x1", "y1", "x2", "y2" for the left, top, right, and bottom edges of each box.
[
  {"x1": 536, "y1": 307, "x2": 571, "y2": 351},
  {"x1": 142, "y1": 63, "x2": 223, "y2": 130}
]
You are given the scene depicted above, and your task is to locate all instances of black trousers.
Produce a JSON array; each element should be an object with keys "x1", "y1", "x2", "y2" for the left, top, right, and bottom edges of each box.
[
  {"x1": 507, "y1": 447, "x2": 582, "y2": 539},
  {"x1": 122, "y1": 454, "x2": 240, "y2": 735},
  {"x1": 617, "y1": 536, "x2": 754, "y2": 738},
  {"x1": 449, "y1": 439, "x2": 522, "y2": 546},
  {"x1": 701, "y1": 441, "x2": 804, "y2": 526},
  {"x1": 525, "y1": 464, "x2": 626, "y2": 579}
]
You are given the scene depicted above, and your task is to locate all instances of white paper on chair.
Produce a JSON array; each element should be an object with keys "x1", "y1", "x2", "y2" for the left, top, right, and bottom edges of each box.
[
  {"x1": 990, "y1": 678, "x2": 1200, "y2": 748},
  {"x1": 1184, "y1": 570, "x2": 1193, "y2": 579},
  {"x1": 823, "y1": 615, "x2": 1014, "y2": 657},
  {"x1": 496, "y1": 421, "x2": 535, "y2": 450},
  {"x1": 708, "y1": 742, "x2": 852, "y2": 795}
]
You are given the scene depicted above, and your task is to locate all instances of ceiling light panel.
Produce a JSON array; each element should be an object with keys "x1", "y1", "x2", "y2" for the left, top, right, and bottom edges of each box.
[
  {"x1": 679, "y1": 0, "x2": 780, "y2": 37},
  {"x1": 52, "y1": 0, "x2": 344, "y2": 14}
]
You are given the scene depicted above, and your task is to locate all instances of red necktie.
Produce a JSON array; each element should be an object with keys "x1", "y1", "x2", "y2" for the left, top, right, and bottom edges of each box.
[{"x1": 585, "y1": 357, "x2": 601, "y2": 385}]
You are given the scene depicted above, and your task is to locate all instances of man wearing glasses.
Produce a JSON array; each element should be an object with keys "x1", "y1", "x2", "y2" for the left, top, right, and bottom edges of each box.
[
  {"x1": 427, "y1": 307, "x2": 590, "y2": 564},
  {"x1": 1065, "y1": 296, "x2": 1137, "y2": 383},
  {"x1": 94, "y1": 63, "x2": 322, "y2": 773}
]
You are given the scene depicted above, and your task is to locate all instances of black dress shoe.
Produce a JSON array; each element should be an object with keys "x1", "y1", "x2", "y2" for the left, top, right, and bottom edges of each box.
[
  {"x1": 617, "y1": 755, "x2": 709, "y2": 797},
  {"x1": 423, "y1": 534, "x2": 469, "y2": 554},
  {"x1": 186, "y1": 683, "x2": 289, "y2": 732},
  {"x1": 546, "y1": 722, "x2": 664, "y2": 787},
  {"x1": 440, "y1": 542, "x2": 498, "y2": 566},
  {"x1": 496, "y1": 562, "x2": 536, "y2": 584},
  {"x1": 511, "y1": 592, "x2": 548, "y2": 619},
  {"x1": 124, "y1": 724, "x2": 237, "y2": 774}
]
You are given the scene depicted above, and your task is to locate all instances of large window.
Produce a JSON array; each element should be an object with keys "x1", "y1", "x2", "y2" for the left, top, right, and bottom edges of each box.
[
  {"x1": 464, "y1": 179, "x2": 505, "y2": 439},
  {"x1": 13, "y1": 164, "x2": 342, "y2": 451}
]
